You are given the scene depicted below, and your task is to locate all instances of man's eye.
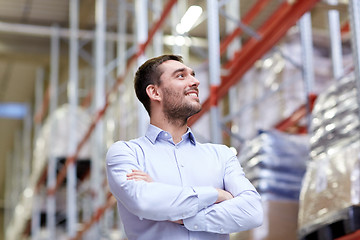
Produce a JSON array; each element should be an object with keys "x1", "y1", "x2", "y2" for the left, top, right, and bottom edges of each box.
[{"x1": 177, "y1": 74, "x2": 184, "y2": 78}]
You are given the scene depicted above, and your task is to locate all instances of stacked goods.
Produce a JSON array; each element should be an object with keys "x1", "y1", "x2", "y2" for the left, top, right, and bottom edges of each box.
[
  {"x1": 235, "y1": 130, "x2": 309, "y2": 240},
  {"x1": 310, "y1": 74, "x2": 359, "y2": 160},
  {"x1": 298, "y1": 73, "x2": 360, "y2": 240},
  {"x1": 239, "y1": 129, "x2": 309, "y2": 201}
]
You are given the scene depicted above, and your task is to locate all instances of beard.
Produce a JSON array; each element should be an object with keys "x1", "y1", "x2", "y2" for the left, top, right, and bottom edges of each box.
[{"x1": 162, "y1": 86, "x2": 202, "y2": 125}]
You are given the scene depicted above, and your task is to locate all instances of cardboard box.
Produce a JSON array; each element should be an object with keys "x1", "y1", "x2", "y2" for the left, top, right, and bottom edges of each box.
[{"x1": 231, "y1": 200, "x2": 299, "y2": 240}]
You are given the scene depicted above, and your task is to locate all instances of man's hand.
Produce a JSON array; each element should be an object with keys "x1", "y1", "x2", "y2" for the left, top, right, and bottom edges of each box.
[
  {"x1": 171, "y1": 219, "x2": 184, "y2": 225},
  {"x1": 126, "y1": 169, "x2": 153, "y2": 182},
  {"x1": 215, "y1": 189, "x2": 233, "y2": 203}
]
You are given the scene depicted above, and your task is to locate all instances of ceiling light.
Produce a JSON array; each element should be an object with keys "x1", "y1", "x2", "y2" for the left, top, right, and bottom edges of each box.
[{"x1": 176, "y1": 5, "x2": 203, "y2": 34}]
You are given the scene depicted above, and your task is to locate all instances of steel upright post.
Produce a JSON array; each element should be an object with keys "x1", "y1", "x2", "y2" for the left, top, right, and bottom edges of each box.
[
  {"x1": 67, "y1": 0, "x2": 79, "y2": 237},
  {"x1": 31, "y1": 67, "x2": 44, "y2": 240},
  {"x1": 33, "y1": 68, "x2": 45, "y2": 142},
  {"x1": 4, "y1": 153, "x2": 13, "y2": 237},
  {"x1": 22, "y1": 107, "x2": 31, "y2": 190},
  {"x1": 7, "y1": 134, "x2": 21, "y2": 239},
  {"x1": 349, "y1": 0, "x2": 360, "y2": 116},
  {"x1": 225, "y1": 0, "x2": 241, "y2": 146},
  {"x1": 30, "y1": 180, "x2": 40, "y2": 239},
  {"x1": 153, "y1": 0, "x2": 164, "y2": 56},
  {"x1": 117, "y1": 0, "x2": 127, "y2": 78},
  {"x1": 117, "y1": 0, "x2": 128, "y2": 141},
  {"x1": 46, "y1": 25, "x2": 60, "y2": 240},
  {"x1": 299, "y1": 12, "x2": 315, "y2": 133},
  {"x1": 135, "y1": 0, "x2": 149, "y2": 137},
  {"x1": 328, "y1": 0, "x2": 344, "y2": 80},
  {"x1": 207, "y1": 0, "x2": 222, "y2": 143},
  {"x1": 171, "y1": 2, "x2": 181, "y2": 54},
  {"x1": 91, "y1": 0, "x2": 107, "y2": 238},
  {"x1": 12, "y1": 132, "x2": 22, "y2": 225},
  {"x1": 178, "y1": 1, "x2": 189, "y2": 62}
]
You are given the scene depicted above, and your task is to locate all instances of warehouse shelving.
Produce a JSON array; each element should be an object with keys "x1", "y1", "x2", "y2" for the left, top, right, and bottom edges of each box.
[{"x1": 3, "y1": 0, "x2": 359, "y2": 240}]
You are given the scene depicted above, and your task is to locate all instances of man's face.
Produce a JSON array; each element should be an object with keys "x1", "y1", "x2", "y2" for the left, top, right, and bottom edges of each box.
[{"x1": 157, "y1": 60, "x2": 201, "y2": 121}]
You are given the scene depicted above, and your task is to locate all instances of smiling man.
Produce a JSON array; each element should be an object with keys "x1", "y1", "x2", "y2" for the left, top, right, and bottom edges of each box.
[{"x1": 106, "y1": 55, "x2": 263, "y2": 240}]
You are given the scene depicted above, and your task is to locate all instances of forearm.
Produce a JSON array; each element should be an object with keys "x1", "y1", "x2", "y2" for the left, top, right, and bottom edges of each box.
[
  {"x1": 107, "y1": 168, "x2": 218, "y2": 221},
  {"x1": 171, "y1": 188, "x2": 233, "y2": 225},
  {"x1": 183, "y1": 190, "x2": 263, "y2": 234},
  {"x1": 121, "y1": 170, "x2": 231, "y2": 221},
  {"x1": 106, "y1": 142, "x2": 219, "y2": 221}
]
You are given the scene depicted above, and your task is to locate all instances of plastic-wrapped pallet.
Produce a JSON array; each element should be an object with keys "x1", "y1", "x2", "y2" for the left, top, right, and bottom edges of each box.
[
  {"x1": 298, "y1": 73, "x2": 360, "y2": 240},
  {"x1": 310, "y1": 74, "x2": 359, "y2": 160},
  {"x1": 239, "y1": 129, "x2": 309, "y2": 201},
  {"x1": 232, "y1": 129, "x2": 309, "y2": 240}
]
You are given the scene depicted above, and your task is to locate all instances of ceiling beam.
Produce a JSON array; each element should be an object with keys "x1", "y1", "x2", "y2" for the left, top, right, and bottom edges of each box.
[{"x1": 0, "y1": 21, "x2": 133, "y2": 41}]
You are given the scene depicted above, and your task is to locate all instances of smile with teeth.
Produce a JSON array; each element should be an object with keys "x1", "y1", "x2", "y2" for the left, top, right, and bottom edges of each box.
[{"x1": 186, "y1": 92, "x2": 198, "y2": 97}]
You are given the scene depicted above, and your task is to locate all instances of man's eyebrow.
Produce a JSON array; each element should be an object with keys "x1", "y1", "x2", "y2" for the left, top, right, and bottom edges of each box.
[
  {"x1": 171, "y1": 68, "x2": 195, "y2": 76},
  {"x1": 171, "y1": 68, "x2": 186, "y2": 76}
]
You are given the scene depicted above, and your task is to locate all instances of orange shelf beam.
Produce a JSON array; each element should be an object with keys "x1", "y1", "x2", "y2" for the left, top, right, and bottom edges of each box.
[
  {"x1": 44, "y1": 0, "x2": 178, "y2": 194},
  {"x1": 219, "y1": 0, "x2": 272, "y2": 56},
  {"x1": 189, "y1": 0, "x2": 320, "y2": 127},
  {"x1": 335, "y1": 230, "x2": 360, "y2": 240},
  {"x1": 275, "y1": 94, "x2": 317, "y2": 132}
]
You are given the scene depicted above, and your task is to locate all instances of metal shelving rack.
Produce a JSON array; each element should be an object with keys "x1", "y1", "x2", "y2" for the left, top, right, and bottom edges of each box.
[{"x1": 4, "y1": 0, "x2": 359, "y2": 239}]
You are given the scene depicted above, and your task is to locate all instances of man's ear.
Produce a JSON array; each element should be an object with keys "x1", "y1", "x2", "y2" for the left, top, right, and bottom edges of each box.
[{"x1": 146, "y1": 84, "x2": 161, "y2": 102}]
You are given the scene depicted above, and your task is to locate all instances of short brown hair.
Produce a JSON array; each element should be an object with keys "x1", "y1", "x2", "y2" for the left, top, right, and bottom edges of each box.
[{"x1": 134, "y1": 54, "x2": 183, "y2": 115}]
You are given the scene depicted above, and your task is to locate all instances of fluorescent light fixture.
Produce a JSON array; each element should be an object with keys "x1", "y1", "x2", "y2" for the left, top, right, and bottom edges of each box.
[
  {"x1": 163, "y1": 35, "x2": 192, "y2": 46},
  {"x1": 176, "y1": 5, "x2": 203, "y2": 34}
]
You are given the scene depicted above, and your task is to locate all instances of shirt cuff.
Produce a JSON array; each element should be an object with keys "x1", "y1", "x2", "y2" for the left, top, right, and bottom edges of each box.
[
  {"x1": 183, "y1": 209, "x2": 206, "y2": 231},
  {"x1": 192, "y1": 186, "x2": 218, "y2": 210}
]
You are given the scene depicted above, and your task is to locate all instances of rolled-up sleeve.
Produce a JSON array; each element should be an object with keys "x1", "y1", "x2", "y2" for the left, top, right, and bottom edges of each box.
[{"x1": 106, "y1": 141, "x2": 218, "y2": 221}]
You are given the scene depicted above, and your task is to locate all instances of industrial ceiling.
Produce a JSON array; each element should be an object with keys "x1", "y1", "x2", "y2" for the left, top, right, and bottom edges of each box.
[{"x1": 0, "y1": 0, "x2": 350, "y2": 239}]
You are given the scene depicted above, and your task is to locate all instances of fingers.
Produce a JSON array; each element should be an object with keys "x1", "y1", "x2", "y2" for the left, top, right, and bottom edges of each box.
[
  {"x1": 127, "y1": 169, "x2": 147, "y2": 178},
  {"x1": 170, "y1": 220, "x2": 184, "y2": 225},
  {"x1": 127, "y1": 174, "x2": 148, "y2": 181},
  {"x1": 215, "y1": 189, "x2": 234, "y2": 203},
  {"x1": 126, "y1": 169, "x2": 153, "y2": 182}
]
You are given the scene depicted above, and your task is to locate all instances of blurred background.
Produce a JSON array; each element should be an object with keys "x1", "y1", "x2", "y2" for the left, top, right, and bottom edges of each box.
[{"x1": 1, "y1": 0, "x2": 359, "y2": 239}]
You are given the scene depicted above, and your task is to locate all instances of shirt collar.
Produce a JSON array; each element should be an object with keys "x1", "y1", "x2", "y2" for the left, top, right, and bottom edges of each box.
[{"x1": 145, "y1": 124, "x2": 196, "y2": 145}]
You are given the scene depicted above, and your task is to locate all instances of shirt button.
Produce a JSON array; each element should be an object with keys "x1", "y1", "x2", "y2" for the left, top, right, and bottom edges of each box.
[
  {"x1": 194, "y1": 225, "x2": 198, "y2": 230},
  {"x1": 220, "y1": 228, "x2": 224, "y2": 232}
]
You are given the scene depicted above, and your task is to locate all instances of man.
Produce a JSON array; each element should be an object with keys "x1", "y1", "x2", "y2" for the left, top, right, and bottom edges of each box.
[{"x1": 106, "y1": 55, "x2": 263, "y2": 240}]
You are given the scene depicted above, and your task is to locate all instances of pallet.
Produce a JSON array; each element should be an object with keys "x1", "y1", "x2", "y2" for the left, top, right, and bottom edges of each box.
[
  {"x1": 335, "y1": 230, "x2": 360, "y2": 240},
  {"x1": 299, "y1": 205, "x2": 360, "y2": 240}
]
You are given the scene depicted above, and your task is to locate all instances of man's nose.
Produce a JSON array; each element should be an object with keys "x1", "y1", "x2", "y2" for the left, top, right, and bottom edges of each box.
[{"x1": 190, "y1": 75, "x2": 200, "y2": 87}]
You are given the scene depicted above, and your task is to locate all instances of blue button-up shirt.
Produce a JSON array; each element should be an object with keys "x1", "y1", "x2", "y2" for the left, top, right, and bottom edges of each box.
[{"x1": 106, "y1": 125, "x2": 263, "y2": 240}]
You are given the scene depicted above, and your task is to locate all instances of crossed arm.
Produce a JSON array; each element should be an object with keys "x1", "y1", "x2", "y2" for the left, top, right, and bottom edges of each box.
[
  {"x1": 127, "y1": 169, "x2": 234, "y2": 204},
  {"x1": 127, "y1": 169, "x2": 234, "y2": 225},
  {"x1": 106, "y1": 142, "x2": 263, "y2": 233}
]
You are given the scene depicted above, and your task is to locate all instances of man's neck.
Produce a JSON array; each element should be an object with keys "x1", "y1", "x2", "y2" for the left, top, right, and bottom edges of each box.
[{"x1": 150, "y1": 118, "x2": 188, "y2": 144}]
